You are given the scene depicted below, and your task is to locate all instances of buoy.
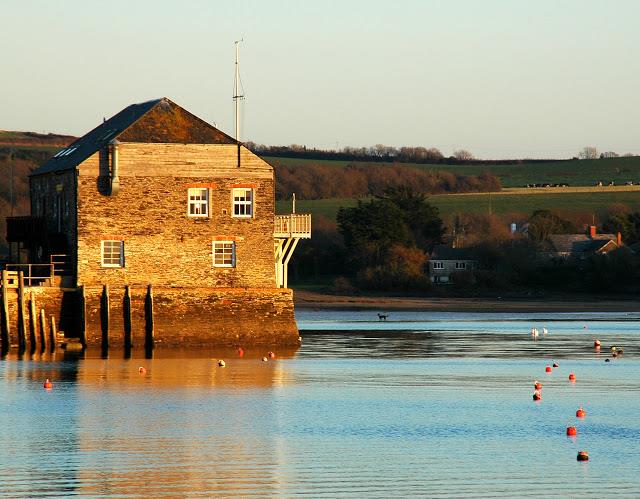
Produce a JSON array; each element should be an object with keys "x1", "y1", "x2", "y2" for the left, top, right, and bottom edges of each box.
[
  {"x1": 237, "y1": 347, "x2": 244, "y2": 357},
  {"x1": 576, "y1": 407, "x2": 586, "y2": 418},
  {"x1": 605, "y1": 358, "x2": 611, "y2": 363},
  {"x1": 43, "y1": 379, "x2": 53, "y2": 390},
  {"x1": 261, "y1": 356, "x2": 268, "y2": 362},
  {"x1": 218, "y1": 360, "x2": 226, "y2": 367},
  {"x1": 566, "y1": 426, "x2": 577, "y2": 437},
  {"x1": 534, "y1": 381, "x2": 543, "y2": 390},
  {"x1": 553, "y1": 362, "x2": 559, "y2": 368},
  {"x1": 138, "y1": 366, "x2": 147, "y2": 374},
  {"x1": 577, "y1": 451, "x2": 589, "y2": 461},
  {"x1": 594, "y1": 339, "x2": 601, "y2": 348},
  {"x1": 545, "y1": 366, "x2": 552, "y2": 373},
  {"x1": 268, "y1": 351, "x2": 276, "y2": 359},
  {"x1": 532, "y1": 390, "x2": 542, "y2": 401},
  {"x1": 569, "y1": 372, "x2": 576, "y2": 382}
]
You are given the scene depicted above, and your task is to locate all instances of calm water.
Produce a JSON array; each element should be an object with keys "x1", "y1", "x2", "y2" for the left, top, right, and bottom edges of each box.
[{"x1": 1, "y1": 310, "x2": 640, "y2": 497}]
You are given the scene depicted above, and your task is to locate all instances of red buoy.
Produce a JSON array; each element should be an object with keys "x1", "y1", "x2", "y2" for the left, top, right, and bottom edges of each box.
[
  {"x1": 566, "y1": 426, "x2": 577, "y2": 437},
  {"x1": 43, "y1": 379, "x2": 53, "y2": 390},
  {"x1": 533, "y1": 390, "x2": 542, "y2": 401},
  {"x1": 268, "y1": 351, "x2": 276, "y2": 359},
  {"x1": 577, "y1": 451, "x2": 589, "y2": 461},
  {"x1": 237, "y1": 347, "x2": 244, "y2": 357},
  {"x1": 576, "y1": 407, "x2": 586, "y2": 418},
  {"x1": 534, "y1": 381, "x2": 543, "y2": 390},
  {"x1": 594, "y1": 339, "x2": 601, "y2": 348},
  {"x1": 569, "y1": 372, "x2": 576, "y2": 382},
  {"x1": 545, "y1": 366, "x2": 552, "y2": 373}
]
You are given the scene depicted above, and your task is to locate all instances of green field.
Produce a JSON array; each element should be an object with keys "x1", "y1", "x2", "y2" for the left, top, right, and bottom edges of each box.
[
  {"x1": 276, "y1": 190, "x2": 640, "y2": 221},
  {"x1": 267, "y1": 155, "x2": 640, "y2": 188}
]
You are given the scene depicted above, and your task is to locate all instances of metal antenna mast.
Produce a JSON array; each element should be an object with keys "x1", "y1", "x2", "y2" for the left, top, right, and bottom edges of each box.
[{"x1": 233, "y1": 39, "x2": 245, "y2": 142}]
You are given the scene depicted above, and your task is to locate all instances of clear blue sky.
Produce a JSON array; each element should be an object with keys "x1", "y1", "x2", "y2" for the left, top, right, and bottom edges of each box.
[{"x1": 1, "y1": 0, "x2": 638, "y2": 158}]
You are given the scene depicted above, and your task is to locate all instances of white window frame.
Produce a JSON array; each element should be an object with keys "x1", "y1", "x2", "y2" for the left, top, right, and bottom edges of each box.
[
  {"x1": 232, "y1": 188, "x2": 253, "y2": 218},
  {"x1": 455, "y1": 261, "x2": 467, "y2": 270},
  {"x1": 101, "y1": 240, "x2": 124, "y2": 268},
  {"x1": 213, "y1": 241, "x2": 236, "y2": 268},
  {"x1": 433, "y1": 261, "x2": 444, "y2": 270},
  {"x1": 188, "y1": 188, "x2": 209, "y2": 217}
]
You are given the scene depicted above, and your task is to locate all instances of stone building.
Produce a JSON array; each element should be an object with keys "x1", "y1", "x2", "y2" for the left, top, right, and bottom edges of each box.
[{"x1": 4, "y1": 98, "x2": 310, "y2": 348}]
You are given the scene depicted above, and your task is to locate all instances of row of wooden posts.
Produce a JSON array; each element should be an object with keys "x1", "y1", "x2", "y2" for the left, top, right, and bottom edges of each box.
[
  {"x1": 98, "y1": 283, "x2": 155, "y2": 351},
  {"x1": 0, "y1": 270, "x2": 58, "y2": 355},
  {"x1": 0, "y1": 270, "x2": 155, "y2": 353}
]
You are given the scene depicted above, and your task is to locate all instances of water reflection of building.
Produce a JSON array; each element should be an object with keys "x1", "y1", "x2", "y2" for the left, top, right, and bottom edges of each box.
[{"x1": 69, "y1": 350, "x2": 296, "y2": 497}]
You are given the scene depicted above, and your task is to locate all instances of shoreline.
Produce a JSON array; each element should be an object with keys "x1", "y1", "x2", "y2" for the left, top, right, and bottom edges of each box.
[{"x1": 293, "y1": 290, "x2": 640, "y2": 313}]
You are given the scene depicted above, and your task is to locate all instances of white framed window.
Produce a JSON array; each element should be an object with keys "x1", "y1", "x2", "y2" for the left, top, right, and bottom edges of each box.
[
  {"x1": 101, "y1": 240, "x2": 124, "y2": 267},
  {"x1": 213, "y1": 241, "x2": 236, "y2": 268},
  {"x1": 433, "y1": 261, "x2": 444, "y2": 269},
  {"x1": 232, "y1": 188, "x2": 253, "y2": 218},
  {"x1": 455, "y1": 261, "x2": 466, "y2": 270},
  {"x1": 188, "y1": 188, "x2": 209, "y2": 217}
]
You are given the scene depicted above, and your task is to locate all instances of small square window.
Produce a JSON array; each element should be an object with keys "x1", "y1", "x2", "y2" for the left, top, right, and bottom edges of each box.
[
  {"x1": 455, "y1": 261, "x2": 466, "y2": 270},
  {"x1": 433, "y1": 261, "x2": 444, "y2": 270},
  {"x1": 101, "y1": 240, "x2": 124, "y2": 267},
  {"x1": 232, "y1": 188, "x2": 253, "y2": 218},
  {"x1": 188, "y1": 188, "x2": 209, "y2": 217},
  {"x1": 213, "y1": 241, "x2": 236, "y2": 267}
]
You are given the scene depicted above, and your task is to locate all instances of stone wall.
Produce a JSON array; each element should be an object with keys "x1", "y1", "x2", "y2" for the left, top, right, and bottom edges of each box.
[
  {"x1": 82, "y1": 286, "x2": 299, "y2": 347},
  {"x1": 75, "y1": 143, "x2": 277, "y2": 288}
]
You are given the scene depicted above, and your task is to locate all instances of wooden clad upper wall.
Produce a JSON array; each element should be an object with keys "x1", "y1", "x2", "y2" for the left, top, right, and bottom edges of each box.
[{"x1": 78, "y1": 143, "x2": 273, "y2": 178}]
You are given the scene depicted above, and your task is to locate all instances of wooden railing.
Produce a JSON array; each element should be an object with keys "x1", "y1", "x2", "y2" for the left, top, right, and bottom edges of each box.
[
  {"x1": 3, "y1": 264, "x2": 54, "y2": 287},
  {"x1": 274, "y1": 214, "x2": 312, "y2": 238}
]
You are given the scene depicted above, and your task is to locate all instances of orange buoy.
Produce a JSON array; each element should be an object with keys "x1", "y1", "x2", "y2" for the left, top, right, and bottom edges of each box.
[
  {"x1": 576, "y1": 407, "x2": 586, "y2": 418},
  {"x1": 545, "y1": 366, "x2": 552, "y2": 373},
  {"x1": 566, "y1": 426, "x2": 577, "y2": 437},
  {"x1": 43, "y1": 379, "x2": 53, "y2": 390},
  {"x1": 532, "y1": 390, "x2": 542, "y2": 401},
  {"x1": 138, "y1": 367, "x2": 147, "y2": 374},
  {"x1": 594, "y1": 339, "x2": 601, "y2": 348},
  {"x1": 237, "y1": 347, "x2": 244, "y2": 357},
  {"x1": 268, "y1": 351, "x2": 276, "y2": 359},
  {"x1": 534, "y1": 381, "x2": 543, "y2": 390},
  {"x1": 552, "y1": 362, "x2": 559, "y2": 368},
  {"x1": 261, "y1": 356, "x2": 268, "y2": 362},
  {"x1": 577, "y1": 451, "x2": 589, "y2": 461},
  {"x1": 569, "y1": 372, "x2": 576, "y2": 382}
]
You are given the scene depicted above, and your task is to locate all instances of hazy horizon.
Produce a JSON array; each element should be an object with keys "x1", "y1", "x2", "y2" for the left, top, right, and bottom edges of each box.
[{"x1": 1, "y1": 0, "x2": 638, "y2": 159}]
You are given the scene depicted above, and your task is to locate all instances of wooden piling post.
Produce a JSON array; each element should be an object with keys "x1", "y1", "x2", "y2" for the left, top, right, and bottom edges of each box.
[
  {"x1": 123, "y1": 285, "x2": 132, "y2": 349},
  {"x1": 39, "y1": 308, "x2": 47, "y2": 352},
  {"x1": 78, "y1": 286, "x2": 87, "y2": 347},
  {"x1": 17, "y1": 271, "x2": 27, "y2": 353},
  {"x1": 49, "y1": 315, "x2": 56, "y2": 352},
  {"x1": 1, "y1": 270, "x2": 11, "y2": 352},
  {"x1": 100, "y1": 284, "x2": 109, "y2": 350},
  {"x1": 29, "y1": 292, "x2": 37, "y2": 353},
  {"x1": 144, "y1": 284, "x2": 154, "y2": 351}
]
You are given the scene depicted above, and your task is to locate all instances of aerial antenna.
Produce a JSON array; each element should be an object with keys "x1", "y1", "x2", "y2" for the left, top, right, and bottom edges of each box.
[{"x1": 233, "y1": 39, "x2": 245, "y2": 142}]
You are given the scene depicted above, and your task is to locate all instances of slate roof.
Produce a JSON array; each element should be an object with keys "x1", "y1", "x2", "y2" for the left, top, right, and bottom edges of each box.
[
  {"x1": 548, "y1": 234, "x2": 617, "y2": 255},
  {"x1": 31, "y1": 97, "x2": 237, "y2": 176},
  {"x1": 431, "y1": 245, "x2": 476, "y2": 260}
]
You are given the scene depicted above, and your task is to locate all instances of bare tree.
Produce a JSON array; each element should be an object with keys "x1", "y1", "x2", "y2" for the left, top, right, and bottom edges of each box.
[
  {"x1": 453, "y1": 149, "x2": 475, "y2": 161},
  {"x1": 578, "y1": 146, "x2": 599, "y2": 160},
  {"x1": 600, "y1": 151, "x2": 619, "y2": 159}
]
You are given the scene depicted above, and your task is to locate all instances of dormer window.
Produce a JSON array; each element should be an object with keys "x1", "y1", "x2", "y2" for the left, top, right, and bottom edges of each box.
[{"x1": 188, "y1": 188, "x2": 209, "y2": 217}]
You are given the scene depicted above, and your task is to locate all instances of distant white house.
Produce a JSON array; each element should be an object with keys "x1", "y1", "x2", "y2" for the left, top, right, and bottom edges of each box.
[{"x1": 428, "y1": 245, "x2": 477, "y2": 284}]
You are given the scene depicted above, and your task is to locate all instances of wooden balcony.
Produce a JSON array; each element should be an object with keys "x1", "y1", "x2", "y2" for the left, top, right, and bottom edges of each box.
[{"x1": 274, "y1": 214, "x2": 311, "y2": 239}]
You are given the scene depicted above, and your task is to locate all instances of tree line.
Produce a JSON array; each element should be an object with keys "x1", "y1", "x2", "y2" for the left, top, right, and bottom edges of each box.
[{"x1": 274, "y1": 162, "x2": 501, "y2": 200}]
